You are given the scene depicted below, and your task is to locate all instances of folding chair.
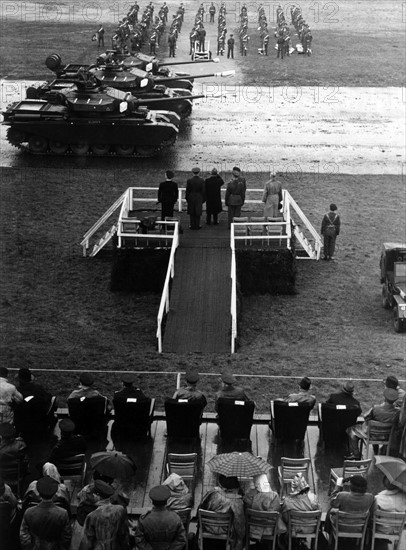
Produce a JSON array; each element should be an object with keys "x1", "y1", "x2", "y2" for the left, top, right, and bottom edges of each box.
[
  {"x1": 277, "y1": 457, "x2": 311, "y2": 497},
  {"x1": 270, "y1": 400, "x2": 313, "y2": 443},
  {"x1": 370, "y1": 510, "x2": 406, "y2": 550},
  {"x1": 287, "y1": 510, "x2": 322, "y2": 550},
  {"x1": 120, "y1": 219, "x2": 140, "y2": 247},
  {"x1": 329, "y1": 458, "x2": 371, "y2": 495},
  {"x1": 176, "y1": 508, "x2": 192, "y2": 550},
  {"x1": 233, "y1": 217, "x2": 249, "y2": 246},
  {"x1": 249, "y1": 216, "x2": 266, "y2": 247},
  {"x1": 198, "y1": 509, "x2": 233, "y2": 550},
  {"x1": 245, "y1": 509, "x2": 280, "y2": 550},
  {"x1": 0, "y1": 457, "x2": 29, "y2": 498},
  {"x1": 362, "y1": 420, "x2": 393, "y2": 458},
  {"x1": 318, "y1": 403, "x2": 361, "y2": 450},
  {"x1": 55, "y1": 453, "x2": 87, "y2": 500},
  {"x1": 266, "y1": 217, "x2": 284, "y2": 247},
  {"x1": 164, "y1": 217, "x2": 180, "y2": 235},
  {"x1": 166, "y1": 452, "x2": 197, "y2": 490},
  {"x1": 329, "y1": 510, "x2": 369, "y2": 550}
]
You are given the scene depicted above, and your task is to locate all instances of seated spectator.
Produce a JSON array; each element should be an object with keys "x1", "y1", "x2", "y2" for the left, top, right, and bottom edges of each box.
[
  {"x1": 0, "y1": 423, "x2": 28, "y2": 466},
  {"x1": 16, "y1": 368, "x2": 52, "y2": 401},
  {"x1": 0, "y1": 366, "x2": 23, "y2": 424},
  {"x1": 375, "y1": 474, "x2": 406, "y2": 518},
  {"x1": 283, "y1": 377, "x2": 316, "y2": 408},
  {"x1": 23, "y1": 462, "x2": 70, "y2": 513},
  {"x1": 244, "y1": 474, "x2": 285, "y2": 536},
  {"x1": 398, "y1": 394, "x2": 406, "y2": 459},
  {"x1": 162, "y1": 473, "x2": 193, "y2": 510},
  {"x1": 49, "y1": 419, "x2": 87, "y2": 463},
  {"x1": 0, "y1": 475, "x2": 18, "y2": 523},
  {"x1": 135, "y1": 485, "x2": 186, "y2": 550},
  {"x1": 68, "y1": 373, "x2": 112, "y2": 411},
  {"x1": 79, "y1": 481, "x2": 130, "y2": 550},
  {"x1": 77, "y1": 473, "x2": 130, "y2": 526},
  {"x1": 325, "y1": 380, "x2": 361, "y2": 408},
  {"x1": 384, "y1": 375, "x2": 405, "y2": 409},
  {"x1": 325, "y1": 475, "x2": 376, "y2": 534},
  {"x1": 173, "y1": 370, "x2": 207, "y2": 407},
  {"x1": 346, "y1": 388, "x2": 400, "y2": 460},
  {"x1": 215, "y1": 373, "x2": 249, "y2": 412},
  {"x1": 114, "y1": 373, "x2": 148, "y2": 402},
  {"x1": 199, "y1": 475, "x2": 245, "y2": 550},
  {"x1": 20, "y1": 477, "x2": 72, "y2": 550},
  {"x1": 281, "y1": 473, "x2": 319, "y2": 528}
]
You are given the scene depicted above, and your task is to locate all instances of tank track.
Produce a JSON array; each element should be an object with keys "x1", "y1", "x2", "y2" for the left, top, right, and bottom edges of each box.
[{"x1": 6, "y1": 129, "x2": 176, "y2": 158}]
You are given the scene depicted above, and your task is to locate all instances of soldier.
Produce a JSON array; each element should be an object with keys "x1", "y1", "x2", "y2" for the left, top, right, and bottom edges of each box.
[
  {"x1": 168, "y1": 32, "x2": 177, "y2": 58},
  {"x1": 135, "y1": 485, "x2": 186, "y2": 550},
  {"x1": 173, "y1": 370, "x2": 207, "y2": 407},
  {"x1": 161, "y1": 2, "x2": 168, "y2": 22},
  {"x1": 149, "y1": 32, "x2": 157, "y2": 55},
  {"x1": 197, "y1": 26, "x2": 206, "y2": 52},
  {"x1": 49, "y1": 419, "x2": 87, "y2": 463},
  {"x1": 277, "y1": 31, "x2": 285, "y2": 59},
  {"x1": 241, "y1": 33, "x2": 249, "y2": 56},
  {"x1": 97, "y1": 25, "x2": 105, "y2": 48},
  {"x1": 209, "y1": 2, "x2": 216, "y2": 23},
  {"x1": 227, "y1": 34, "x2": 235, "y2": 58},
  {"x1": 217, "y1": 31, "x2": 226, "y2": 56},
  {"x1": 263, "y1": 32, "x2": 269, "y2": 55},
  {"x1": 189, "y1": 28, "x2": 198, "y2": 55}
]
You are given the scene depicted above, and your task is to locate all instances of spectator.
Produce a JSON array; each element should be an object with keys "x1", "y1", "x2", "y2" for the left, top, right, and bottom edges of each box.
[
  {"x1": 225, "y1": 167, "x2": 246, "y2": 228},
  {"x1": 375, "y1": 475, "x2": 406, "y2": 518},
  {"x1": 23, "y1": 462, "x2": 70, "y2": 513},
  {"x1": 172, "y1": 370, "x2": 207, "y2": 407},
  {"x1": 77, "y1": 475, "x2": 130, "y2": 527},
  {"x1": 199, "y1": 475, "x2": 245, "y2": 550},
  {"x1": 49, "y1": 419, "x2": 87, "y2": 463},
  {"x1": 215, "y1": 373, "x2": 249, "y2": 411},
  {"x1": 384, "y1": 375, "x2": 405, "y2": 409},
  {"x1": 0, "y1": 366, "x2": 23, "y2": 424},
  {"x1": 204, "y1": 168, "x2": 224, "y2": 225},
  {"x1": 325, "y1": 380, "x2": 361, "y2": 408},
  {"x1": 135, "y1": 485, "x2": 186, "y2": 550},
  {"x1": 0, "y1": 475, "x2": 18, "y2": 523},
  {"x1": 0, "y1": 423, "x2": 28, "y2": 465},
  {"x1": 321, "y1": 203, "x2": 340, "y2": 261},
  {"x1": 284, "y1": 377, "x2": 316, "y2": 408},
  {"x1": 20, "y1": 477, "x2": 72, "y2": 550},
  {"x1": 346, "y1": 388, "x2": 400, "y2": 460},
  {"x1": 114, "y1": 373, "x2": 148, "y2": 402},
  {"x1": 162, "y1": 473, "x2": 193, "y2": 511},
  {"x1": 157, "y1": 170, "x2": 179, "y2": 221},
  {"x1": 186, "y1": 166, "x2": 205, "y2": 230},
  {"x1": 79, "y1": 480, "x2": 130, "y2": 550},
  {"x1": 281, "y1": 473, "x2": 319, "y2": 529},
  {"x1": 244, "y1": 474, "x2": 285, "y2": 538}
]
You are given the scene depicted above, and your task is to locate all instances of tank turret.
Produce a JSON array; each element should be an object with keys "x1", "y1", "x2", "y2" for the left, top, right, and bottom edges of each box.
[{"x1": 3, "y1": 86, "x2": 184, "y2": 157}]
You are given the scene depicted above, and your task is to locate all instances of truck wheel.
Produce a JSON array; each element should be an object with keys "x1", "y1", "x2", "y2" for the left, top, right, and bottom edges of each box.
[
  {"x1": 382, "y1": 287, "x2": 390, "y2": 309},
  {"x1": 393, "y1": 307, "x2": 405, "y2": 333}
]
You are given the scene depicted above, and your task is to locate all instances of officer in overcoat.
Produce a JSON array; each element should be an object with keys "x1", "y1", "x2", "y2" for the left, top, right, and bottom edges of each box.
[{"x1": 186, "y1": 167, "x2": 205, "y2": 230}]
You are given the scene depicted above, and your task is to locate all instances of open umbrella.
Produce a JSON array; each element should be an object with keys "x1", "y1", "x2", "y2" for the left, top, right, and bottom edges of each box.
[
  {"x1": 374, "y1": 456, "x2": 406, "y2": 490},
  {"x1": 208, "y1": 452, "x2": 271, "y2": 478},
  {"x1": 90, "y1": 451, "x2": 136, "y2": 480}
]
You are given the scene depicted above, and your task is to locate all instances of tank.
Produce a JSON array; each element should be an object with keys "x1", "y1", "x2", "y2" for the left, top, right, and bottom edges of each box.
[{"x1": 3, "y1": 85, "x2": 181, "y2": 157}]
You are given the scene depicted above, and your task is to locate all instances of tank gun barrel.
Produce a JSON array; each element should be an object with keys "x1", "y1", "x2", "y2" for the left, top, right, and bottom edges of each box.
[
  {"x1": 159, "y1": 58, "x2": 220, "y2": 67},
  {"x1": 130, "y1": 94, "x2": 205, "y2": 105},
  {"x1": 157, "y1": 70, "x2": 235, "y2": 83}
]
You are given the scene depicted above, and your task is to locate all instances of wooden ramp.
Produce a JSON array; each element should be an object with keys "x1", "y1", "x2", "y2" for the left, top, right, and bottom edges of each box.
[{"x1": 162, "y1": 223, "x2": 231, "y2": 353}]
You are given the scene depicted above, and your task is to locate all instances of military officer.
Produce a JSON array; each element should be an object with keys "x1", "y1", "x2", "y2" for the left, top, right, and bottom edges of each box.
[
  {"x1": 135, "y1": 485, "x2": 186, "y2": 550},
  {"x1": 173, "y1": 370, "x2": 207, "y2": 407}
]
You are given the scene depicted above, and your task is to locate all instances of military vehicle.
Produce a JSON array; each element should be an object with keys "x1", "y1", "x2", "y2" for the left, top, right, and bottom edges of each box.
[
  {"x1": 3, "y1": 85, "x2": 183, "y2": 157},
  {"x1": 380, "y1": 242, "x2": 406, "y2": 332}
]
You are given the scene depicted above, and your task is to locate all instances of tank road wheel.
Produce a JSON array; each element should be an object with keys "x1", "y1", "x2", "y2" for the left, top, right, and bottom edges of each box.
[
  {"x1": 115, "y1": 144, "x2": 135, "y2": 156},
  {"x1": 180, "y1": 105, "x2": 192, "y2": 119},
  {"x1": 70, "y1": 143, "x2": 89, "y2": 156},
  {"x1": 136, "y1": 145, "x2": 156, "y2": 157},
  {"x1": 49, "y1": 140, "x2": 68, "y2": 154},
  {"x1": 28, "y1": 135, "x2": 48, "y2": 154},
  {"x1": 7, "y1": 128, "x2": 25, "y2": 146},
  {"x1": 393, "y1": 307, "x2": 405, "y2": 333},
  {"x1": 91, "y1": 144, "x2": 110, "y2": 156},
  {"x1": 382, "y1": 287, "x2": 391, "y2": 309}
]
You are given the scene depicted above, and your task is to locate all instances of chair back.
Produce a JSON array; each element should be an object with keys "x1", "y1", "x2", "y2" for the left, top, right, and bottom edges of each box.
[
  {"x1": 0, "y1": 458, "x2": 28, "y2": 498},
  {"x1": 217, "y1": 398, "x2": 255, "y2": 442},
  {"x1": 278, "y1": 457, "x2": 311, "y2": 497},
  {"x1": 249, "y1": 217, "x2": 266, "y2": 241},
  {"x1": 198, "y1": 509, "x2": 233, "y2": 547},
  {"x1": 164, "y1": 398, "x2": 205, "y2": 439},
  {"x1": 13, "y1": 394, "x2": 50, "y2": 441},
  {"x1": 55, "y1": 453, "x2": 86, "y2": 496},
  {"x1": 287, "y1": 510, "x2": 321, "y2": 545},
  {"x1": 233, "y1": 217, "x2": 249, "y2": 240},
  {"x1": 245, "y1": 509, "x2": 280, "y2": 550},
  {"x1": 365, "y1": 420, "x2": 393, "y2": 457},
  {"x1": 112, "y1": 397, "x2": 154, "y2": 439},
  {"x1": 371, "y1": 510, "x2": 406, "y2": 550},
  {"x1": 167, "y1": 453, "x2": 197, "y2": 483},
  {"x1": 318, "y1": 403, "x2": 361, "y2": 447},
  {"x1": 342, "y1": 458, "x2": 372, "y2": 478},
  {"x1": 330, "y1": 510, "x2": 369, "y2": 550},
  {"x1": 68, "y1": 396, "x2": 108, "y2": 437},
  {"x1": 270, "y1": 400, "x2": 312, "y2": 441}
]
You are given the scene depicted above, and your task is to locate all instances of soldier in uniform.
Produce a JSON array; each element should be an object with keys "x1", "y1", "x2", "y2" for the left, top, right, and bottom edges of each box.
[
  {"x1": 49, "y1": 419, "x2": 87, "y2": 463},
  {"x1": 209, "y1": 2, "x2": 216, "y2": 22},
  {"x1": 97, "y1": 25, "x2": 105, "y2": 48},
  {"x1": 135, "y1": 485, "x2": 186, "y2": 550},
  {"x1": 173, "y1": 370, "x2": 207, "y2": 407},
  {"x1": 227, "y1": 34, "x2": 235, "y2": 58},
  {"x1": 168, "y1": 32, "x2": 177, "y2": 57}
]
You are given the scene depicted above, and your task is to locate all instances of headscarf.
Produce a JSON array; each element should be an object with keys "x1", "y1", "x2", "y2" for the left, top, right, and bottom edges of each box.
[
  {"x1": 42, "y1": 462, "x2": 61, "y2": 483},
  {"x1": 254, "y1": 474, "x2": 272, "y2": 493}
]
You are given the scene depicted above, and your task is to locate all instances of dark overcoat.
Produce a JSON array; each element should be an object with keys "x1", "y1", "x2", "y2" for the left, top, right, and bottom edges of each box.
[
  {"x1": 204, "y1": 175, "x2": 224, "y2": 214},
  {"x1": 185, "y1": 176, "x2": 205, "y2": 216}
]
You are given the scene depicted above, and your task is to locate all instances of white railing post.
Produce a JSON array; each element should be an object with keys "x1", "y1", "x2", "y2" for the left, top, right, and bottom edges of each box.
[{"x1": 178, "y1": 188, "x2": 183, "y2": 212}]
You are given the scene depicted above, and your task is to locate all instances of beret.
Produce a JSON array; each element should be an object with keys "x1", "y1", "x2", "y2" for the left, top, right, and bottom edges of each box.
[
  {"x1": 37, "y1": 476, "x2": 59, "y2": 498},
  {"x1": 59, "y1": 419, "x2": 75, "y2": 433},
  {"x1": 94, "y1": 479, "x2": 114, "y2": 498},
  {"x1": 384, "y1": 388, "x2": 398, "y2": 403},
  {"x1": 185, "y1": 371, "x2": 199, "y2": 383},
  {"x1": 192, "y1": 167, "x2": 200, "y2": 174},
  {"x1": 221, "y1": 373, "x2": 236, "y2": 384},
  {"x1": 80, "y1": 373, "x2": 94, "y2": 386},
  {"x1": 342, "y1": 381, "x2": 354, "y2": 394},
  {"x1": 0, "y1": 423, "x2": 16, "y2": 438},
  {"x1": 122, "y1": 373, "x2": 135, "y2": 384},
  {"x1": 149, "y1": 485, "x2": 171, "y2": 502},
  {"x1": 18, "y1": 368, "x2": 32, "y2": 382}
]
